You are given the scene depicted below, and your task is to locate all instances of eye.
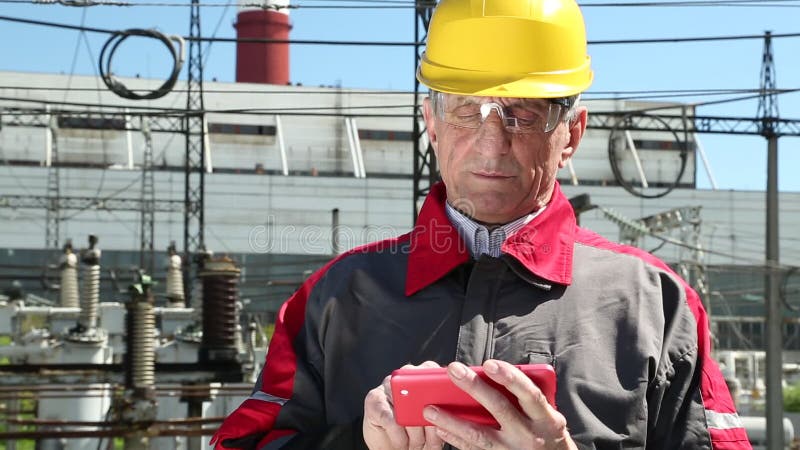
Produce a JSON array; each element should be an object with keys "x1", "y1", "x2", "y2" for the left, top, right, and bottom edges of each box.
[
  {"x1": 451, "y1": 104, "x2": 481, "y2": 118},
  {"x1": 507, "y1": 105, "x2": 544, "y2": 121}
]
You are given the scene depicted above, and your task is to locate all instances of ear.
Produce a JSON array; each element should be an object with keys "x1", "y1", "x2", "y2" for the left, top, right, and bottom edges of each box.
[
  {"x1": 558, "y1": 106, "x2": 588, "y2": 169},
  {"x1": 422, "y1": 97, "x2": 439, "y2": 156}
]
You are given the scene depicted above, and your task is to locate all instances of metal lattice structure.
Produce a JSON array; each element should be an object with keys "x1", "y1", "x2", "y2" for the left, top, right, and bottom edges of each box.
[
  {"x1": 45, "y1": 109, "x2": 59, "y2": 250},
  {"x1": 0, "y1": 195, "x2": 182, "y2": 212},
  {"x1": 140, "y1": 118, "x2": 156, "y2": 275},
  {"x1": 184, "y1": 0, "x2": 207, "y2": 303},
  {"x1": 587, "y1": 110, "x2": 800, "y2": 136},
  {"x1": 0, "y1": 108, "x2": 185, "y2": 131},
  {"x1": 757, "y1": 31, "x2": 779, "y2": 138},
  {"x1": 412, "y1": 1, "x2": 437, "y2": 220}
]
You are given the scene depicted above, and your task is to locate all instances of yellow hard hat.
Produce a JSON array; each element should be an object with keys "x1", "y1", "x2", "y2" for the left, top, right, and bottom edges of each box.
[{"x1": 417, "y1": 0, "x2": 593, "y2": 99}]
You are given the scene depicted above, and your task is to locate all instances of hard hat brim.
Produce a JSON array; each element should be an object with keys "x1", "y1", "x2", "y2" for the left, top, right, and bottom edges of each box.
[{"x1": 417, "y1": 53, "x2": 593, "y2": 99}]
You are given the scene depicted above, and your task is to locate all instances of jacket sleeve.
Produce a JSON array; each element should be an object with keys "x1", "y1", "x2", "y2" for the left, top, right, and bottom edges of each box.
[
  {"x1": 209, "y1": 281, "x2": 312, "y2": 450},
  {"x1": 210, "y1": 260, "x2": 369, "y2": 450},
  {"x1": 647, "y1": 272, "x2": 751, "y2": 450}
]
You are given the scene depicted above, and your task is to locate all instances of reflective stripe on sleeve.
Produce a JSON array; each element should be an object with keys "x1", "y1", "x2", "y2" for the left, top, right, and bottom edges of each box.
[
  {"x1": 705, "y1": 409, "x2": 743, "y2": 430},
  {"x1": 250, "y1": 391, "x2": 289, "y2": 406}
]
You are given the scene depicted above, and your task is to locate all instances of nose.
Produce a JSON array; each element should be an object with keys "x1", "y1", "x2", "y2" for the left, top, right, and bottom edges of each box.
[{"x1": 475, "y1": 106, "x2": 511, "y2": 154}]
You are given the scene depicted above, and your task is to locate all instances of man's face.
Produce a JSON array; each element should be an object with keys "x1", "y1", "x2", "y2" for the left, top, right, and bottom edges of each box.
[{"x1": 422, "y1": 95, "x2": 587, "y2": 225}]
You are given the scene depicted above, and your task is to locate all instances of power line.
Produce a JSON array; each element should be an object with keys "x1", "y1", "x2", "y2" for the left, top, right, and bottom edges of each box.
[
  {"x1": 0, "y1": 95, "x2": 421, "y2": 116},
  {"x1": 582, "y1": 0, "x2": 800, "y2": 7},
  {"x1": 598, "y1": 208, "x2": 797, "y2": 271},
  {"x1": 6, "y1": 83, "x2": 800, "y2": 106},
  {"x1": 8, "y1": 84, "x2": 799, "y2": 99},
  {"x1": 591, "y1": 31, "x2": 800, "y2": 45},
  {"x1": 5, "y1": 86, "x2": 800, "y2": 118},
  {"x1": 5, "y1": 0, "x2": 800, "y2": 7},
  {"x1": 201, "y1": 0, "x2": 231, "y2": 71},
  {"x1": 8, "y1": 0, "x2": 418, "y2": 8},
  {"x1": 0, "y1": 85, "x2": 420, "y2": 95},
  {"x1": 3, "y1": 14, "x2": 800, "y2": 46},
  {"x1": 590, "y1": 87, "x2": 800, "y2": 116}
]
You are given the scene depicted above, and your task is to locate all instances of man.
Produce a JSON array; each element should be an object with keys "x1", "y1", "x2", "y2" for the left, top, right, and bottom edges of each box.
[{"x1": 212, "y1": 0, "x2": 751, "y2": 448}]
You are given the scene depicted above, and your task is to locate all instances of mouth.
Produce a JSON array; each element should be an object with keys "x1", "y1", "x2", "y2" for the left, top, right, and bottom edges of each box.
[{"x1": 472, "y1": 170, "x2": 514, "y2": 179}]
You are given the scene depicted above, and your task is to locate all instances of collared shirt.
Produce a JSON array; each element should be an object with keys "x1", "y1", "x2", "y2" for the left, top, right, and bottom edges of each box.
[{"x1": 445, "y1": 202, "x2": 545, "y2": 259}]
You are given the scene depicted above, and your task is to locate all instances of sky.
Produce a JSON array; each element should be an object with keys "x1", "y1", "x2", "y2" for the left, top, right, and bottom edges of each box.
[{"x1": 0, "y1": 0, "x2": 798, "y2": 192}]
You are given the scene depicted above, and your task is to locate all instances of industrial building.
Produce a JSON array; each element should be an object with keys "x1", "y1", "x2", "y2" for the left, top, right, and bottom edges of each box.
[{"x1": 0, "y1": 1, "x2": 799, "y2": 448}]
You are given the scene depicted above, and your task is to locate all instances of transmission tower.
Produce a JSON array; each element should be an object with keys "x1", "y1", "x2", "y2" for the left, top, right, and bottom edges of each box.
[
  {"x1": 45, "y1": 108, "x2": 60, "y2": 250},
  {"x1": 758, "y1": 30, "x2": 783, "y2": 450},
  {"x1": 184, "y1": 0, "x2": 206, "y2": 299},
  {"x1": 140, "y1": 118, "x2": 155, "y2": 275},
  {"x1": 757, "y1": 31, "x2": 779, "y2": 138},
  {"x1": 412, "y1": 1, "x2": 437, "y2": 220}
]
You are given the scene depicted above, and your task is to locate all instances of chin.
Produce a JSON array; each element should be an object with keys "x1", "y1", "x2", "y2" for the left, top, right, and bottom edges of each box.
[{"x1": 472, "y1": 200, "x2": 516, "y2": 223}]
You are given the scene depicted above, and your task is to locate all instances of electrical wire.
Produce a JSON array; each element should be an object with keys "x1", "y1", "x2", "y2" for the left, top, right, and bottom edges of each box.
[
  {"x1": 99, "y1": 29, "x2": 185, "y2": 100},
  {"x1": 0, "y1": 85, "x2": 768, "y2": 95},
  {"x1": 581, "y1": 0, "x2": 800, "y2": 6},
  {"x1": 0, "y1": 82, "x2": 800, "y2": 115},
  {"x1": 3, "y1": 14, "x2": 800, "y2": 46},
  {"x1": 606, "y1": 113, "x2": 688, "y2": 198},
  {"x1": 4, "y1": 86, "x2": 798, "y2": 117},
  {"x1": 6, "y1": 84, "x2": 800, "y2": 105},
  {"x1": 62, "y1": 9, "x2": 88, "y2": 104},
  {"x1": 77, "y1": 10, "x2": 116, "y2": 209},
  {"x1": 5, "y1": 0, "x2": 800, "y2": 7},
  {"x1": 0, "y1": 85, "x2": 420, "y2": 95},
  {"x1": 590, "y1": 87, "x2": 800, "y2": 115},
  {"x1": 590, "y1": 31, "x2": 800, "y2": 45},
  {"x1": 57, "y1": 166, "x2": 172, "y2": 222},
  {"x1": 201, "y1": 0, "x2": 230, "y2": 71},
  {"x1": 0, "y1": 0, "x2": 420, "y2": 8},
  {"x1": 206, "y1": 224, "x2": 233, "y2": 253},
  {"x1": 0, "y1": 96, "x2": 422, "y2": 117},
  {"x1": 646, "y1": 228, "x2": 794, "y2": 271},
  {"x1": 595, "y1": 207, "x2": 797, "y2": 271}
]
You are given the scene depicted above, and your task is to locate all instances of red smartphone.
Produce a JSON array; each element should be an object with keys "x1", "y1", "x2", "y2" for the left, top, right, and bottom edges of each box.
[{"x1": 389, "y1": 363, "x2": 556, "y2": 428}]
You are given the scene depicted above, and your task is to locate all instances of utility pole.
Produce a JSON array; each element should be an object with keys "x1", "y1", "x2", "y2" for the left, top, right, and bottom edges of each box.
[
  {"x1": 185, "y1": 0, "x2": 206, "y2": 302},
  {"x1": 758, "y1": 31, "x2": 784, "y2": 450}
]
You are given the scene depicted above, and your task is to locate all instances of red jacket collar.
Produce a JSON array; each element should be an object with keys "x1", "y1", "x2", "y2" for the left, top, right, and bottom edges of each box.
[{"x1": 405, "y1": 182, "x2": 575, "y2": 296}]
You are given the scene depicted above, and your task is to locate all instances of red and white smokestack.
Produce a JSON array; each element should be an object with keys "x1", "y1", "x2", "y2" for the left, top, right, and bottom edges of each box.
[{"x1": 234, "y1": 0, "x2": 291, "y2": 85}]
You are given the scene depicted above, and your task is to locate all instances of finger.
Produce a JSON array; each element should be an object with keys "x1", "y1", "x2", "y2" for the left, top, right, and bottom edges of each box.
[
  {"x1": 381, "y1": 374, "x2": 395, "y2": 405},
  {"x1": 420, "y1": 360, "x2": 441, "y2": 369},
  {"x1": 364, "y1": 385, "x2": 410, "y2": 449},
  {"x1": 423, "y1": 425, "x2": 445, "y2": 449},
  {"x1": 483, "y1": 360, "x2": 568, "y2": 440},
  {"x1": 445, "y1": 362, "x2": 525, "y2": 430},
  {"x1": 387, "y1": 362, "x2": 441, "y2": 406},
  {"x1": 400, "y1": 361, "x2": 440, "y2": 370},
  {"x1": 406, "y1": 426, "x2": 427, "y2": 450},
  {"x1": 423, "y1": 405, "x2": 498, "y2": 450},
  {"x1": 483, "y1": 360, "x2": 551, "y2": 421},
  {"x1": 435, "y1": 427, "x2": 487, "y2": 450}
]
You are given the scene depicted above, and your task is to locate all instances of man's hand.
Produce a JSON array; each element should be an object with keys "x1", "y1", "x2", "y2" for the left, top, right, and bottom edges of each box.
[
  {"x1": 364, "y1": 361, "x2": 446, "y2": 449},
  {"x1": 422, "y1": 360, "x2": 577, "y2": 450}
]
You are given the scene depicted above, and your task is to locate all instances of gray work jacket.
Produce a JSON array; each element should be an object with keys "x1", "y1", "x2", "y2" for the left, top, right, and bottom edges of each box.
[{"x1": 213, "y1": 182, "x2": 750, "y2": 450}]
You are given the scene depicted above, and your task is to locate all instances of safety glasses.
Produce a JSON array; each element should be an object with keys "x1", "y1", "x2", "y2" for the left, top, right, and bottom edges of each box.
[{"x1": 430, "y1": 91, "x2": 569, "y2": 134}]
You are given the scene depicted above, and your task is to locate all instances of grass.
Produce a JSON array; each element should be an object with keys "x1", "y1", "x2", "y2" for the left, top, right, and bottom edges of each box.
[{"x1": 0, "y1": 336, "x2": 9, "y2": 365}]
